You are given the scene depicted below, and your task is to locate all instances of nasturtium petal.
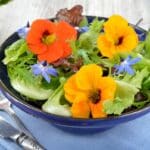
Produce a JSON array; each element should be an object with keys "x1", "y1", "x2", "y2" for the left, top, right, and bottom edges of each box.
[
  {"x1": 99, "y1": 77, "x2": 116, "y2": 101},
  {"x1": 27, "y1": 19, "x2": 77, "y2": 63},
  {"x1": 97, "y1": 34, "x2": 116, "y2": 58},
  {"x1": 64, "y1": 64, "x2": 117, "y2": 118},
  {"x1": 89, "y1": 101, "x2": 107, "y2": 118},
  {"x1": 97, "y1": 15, "x2": 138, "y2": 58},
  {"x1": 75, "y1": 64, "x2": 102, "y2": 91},
  {"x1": 71, "y1": 95, "x2": 90, "y2": 118},
  {"x1": 104, "y1": 15, "x2": 128, "y2": 35},
  {"x1": 64, "y1": 75, "x2": 79, "y2": 103}
]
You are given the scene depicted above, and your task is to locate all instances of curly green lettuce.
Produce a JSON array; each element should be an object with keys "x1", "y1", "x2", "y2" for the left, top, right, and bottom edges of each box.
[
  {"x1": 104, "y1": 67, "x2": 149, "y2": 115},
  {"x1": 104, "y1": 80, "x2": 138, "y2": 115},
  {"x1": 3, "y1": 39, "x2": 56, "y2": 100},
  {"x1": 71, "y1": 18, "x2": 105, "y2": 65}
]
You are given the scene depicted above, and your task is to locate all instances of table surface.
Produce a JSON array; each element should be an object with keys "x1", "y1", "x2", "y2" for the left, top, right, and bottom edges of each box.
[{"x1": 1, "y1": 0, "x2": 150, "y2": 150}]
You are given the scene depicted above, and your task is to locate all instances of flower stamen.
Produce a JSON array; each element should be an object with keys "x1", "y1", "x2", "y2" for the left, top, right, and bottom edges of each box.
[
  {"x1": 115, "y1": 36, "x2": 124, "y2": 46},
  {"x1": 42, "y1": 33, "x2": 56, "y2": 45},
  {"x1": 89, "y1": 90, "x2": 101, "y2": 104}
]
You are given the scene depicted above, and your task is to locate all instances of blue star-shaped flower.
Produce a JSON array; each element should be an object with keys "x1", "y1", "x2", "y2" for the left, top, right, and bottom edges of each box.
[
  {"x1": 75, "y1": 26, "x2": 89, "y2": 33},
  {"x1": 31, "y1": 61, "x2": 58, "y2": 83},
  {"x1": 17, "y1": 26, "x2": 30, "y2": 39},
  {"x1": 114, "y1": 56, "x2": 141, "y2": 75}
]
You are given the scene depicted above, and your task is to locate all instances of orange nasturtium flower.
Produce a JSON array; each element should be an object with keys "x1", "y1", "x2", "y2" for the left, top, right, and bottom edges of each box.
[
  {"x1": 26, "y1": 19, "x2": 77, "y2": 63},
  {"x1": 64, "y1": 64, "x2": 116, "y2": 118},
  {"x1": 97, "y1": 15, "x2": 138, "y2": 58}
]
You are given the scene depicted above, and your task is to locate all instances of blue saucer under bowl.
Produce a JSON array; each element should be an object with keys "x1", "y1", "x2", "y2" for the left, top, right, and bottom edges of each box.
[{"x1": 0, "y1": 16, "x2": 149, "y2": 133}]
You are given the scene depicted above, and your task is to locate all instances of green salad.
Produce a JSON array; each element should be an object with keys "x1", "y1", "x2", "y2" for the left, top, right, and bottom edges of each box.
[{"x1": 2, "y1": 5, "x2": 150, "y2": 119}]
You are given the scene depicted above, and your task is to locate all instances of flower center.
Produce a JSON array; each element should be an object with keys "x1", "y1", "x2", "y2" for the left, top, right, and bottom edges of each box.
[
  {"x1": 89, "y1": 90, "x2": 101, "y2": 104},
  {"x1": 42, "y1": 31, "x2": 56, "y2": 45},
  {"x1": 115, "y1": 36, "x2": 124, "y2": 46}
]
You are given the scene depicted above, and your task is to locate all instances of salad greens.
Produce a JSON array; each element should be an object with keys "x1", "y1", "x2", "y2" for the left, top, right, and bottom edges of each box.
[
  {"x1": 104, "y1": 80, "x2": 138, "y2": 115},
  {"x1": 144, "y1": 32, "x2": 150, "y2": 58},
  {"x1": 2, "y1": 15, "x2": 150, "y2": 118},
  {"x1": 42, "y1": 77, "x2": 71, "y2": 116},
  {"x1": 3, "y1": 39, "x2": 27, "y2": 65},
  {"x1": 72, "y1": 18, "x2": 105, "y2": 65},
  {"x1": 3, "y1": 40, "x2": 55, "y2": 100}
]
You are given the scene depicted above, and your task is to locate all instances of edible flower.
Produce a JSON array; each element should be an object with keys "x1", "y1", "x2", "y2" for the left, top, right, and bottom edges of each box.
[
  {"x1": 114, "y1": 56, "x2": 141, "y2": 75},
  {"x1": 31, "y1": 61, "x2": 58, "y2": 83},
  {"x1": 75, "y1": 26, "x2": 89, "y2": 33},
  {"x1": 64, "y1": 64, "x2": 116, "y2": 118},
  {"x1": 97, "y1": 15, "x2": 138, "y2": 58},
  {"x1": 27, "y1": 19, "x2": 77, "y2": 63},
  {"x1": 17, "y1": 26, "x2": 30, "y2": 38}
]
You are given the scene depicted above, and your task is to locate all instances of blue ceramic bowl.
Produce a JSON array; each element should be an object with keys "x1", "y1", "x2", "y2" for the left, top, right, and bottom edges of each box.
[{"x1": 0, "y1": 16, "x2": 149, "y2": 133}]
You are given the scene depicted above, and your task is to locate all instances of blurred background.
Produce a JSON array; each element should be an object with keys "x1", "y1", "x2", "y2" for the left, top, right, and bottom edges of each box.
[{"x1": 0, "y1": 0, "x2": 150, "y2": 44}]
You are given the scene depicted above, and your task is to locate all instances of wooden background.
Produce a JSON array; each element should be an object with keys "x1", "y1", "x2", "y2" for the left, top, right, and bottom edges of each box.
[{"x1": 0, "y1": 0, "x2": 150, "y2": 44}]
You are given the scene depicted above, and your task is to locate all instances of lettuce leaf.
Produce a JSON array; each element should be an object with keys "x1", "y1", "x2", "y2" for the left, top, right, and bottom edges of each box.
[
  {"x1": 134, "y1": 41, "x2": 145, "y2": 53},
  {"x1": 134, "y1": 54, "x2": 150, "y2": 71},
  {"x1": 133, "y1": 90, "x2": 150, "y2": 108},
  {"x1": 122, "y1": 67, "x2": 149, "y2": 89},
  {"x1": 78, "y1": 18, "x2": 104, "y2": 51},
  {"x1": 4, "y1": 39, "x2": 57, "y2": 100},
  {"x1": 3, "y1": 39, "x2": 27, "y2": 64},
  {"x1": 144, "y1": 32, "x2": 150, "y2": 59},
  {"x1": 78, "y1": 31, "x2": 98, "y2": 50},
  {"x1": 104, "y1": 80, "x2": 138, "y2": 115},
  {"x1": 104, "y1": 67, "x2": 149, "y2": 115},
  {"x1": 79, "y1": 17, "x2": 89, "y2": 27},
  {"x1": 42, "y1": 77, "x2": 71, "y2": 116},
  {"x1": 8, "y1": 63, "x2": 54, "y2": 100},
  {"x1": 142, "y1": 76, "x2": 150, "y2": 90},
  {"x1": 71, "y1": 18, "x2": 105, "y2": 65},
  {"x1": 89, "y1": 18, "x2": 104, "y2": 33},
  {"x1": 11, "y1": 79, "x2": 53, "y2": 100},
  {"x1": 104, "y1": 65, "x2": 149, "y2": 115}
]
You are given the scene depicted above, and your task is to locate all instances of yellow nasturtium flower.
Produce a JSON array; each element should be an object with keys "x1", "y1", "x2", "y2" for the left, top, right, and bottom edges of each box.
[
  {"x1": 97, "y1": 15, "x2": 138, "y2": 58},
  {"x1": 64, "y1": 64, "x2": 116, "y2": 118}
]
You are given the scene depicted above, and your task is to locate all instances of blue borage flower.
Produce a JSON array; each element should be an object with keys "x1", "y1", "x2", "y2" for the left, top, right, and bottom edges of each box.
[
  {"x1": 17, "y1": 26, "x2": 30, "y2": 39},
  {"x1": 31, "y1": 61, "x2": 58, "y2": 83},
  {"x1": 114, "y1": 56, "x2": 141, "y2": 75},
  {"x1": 75, "y1": 26, "x2": 89, "y2": 33}
]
